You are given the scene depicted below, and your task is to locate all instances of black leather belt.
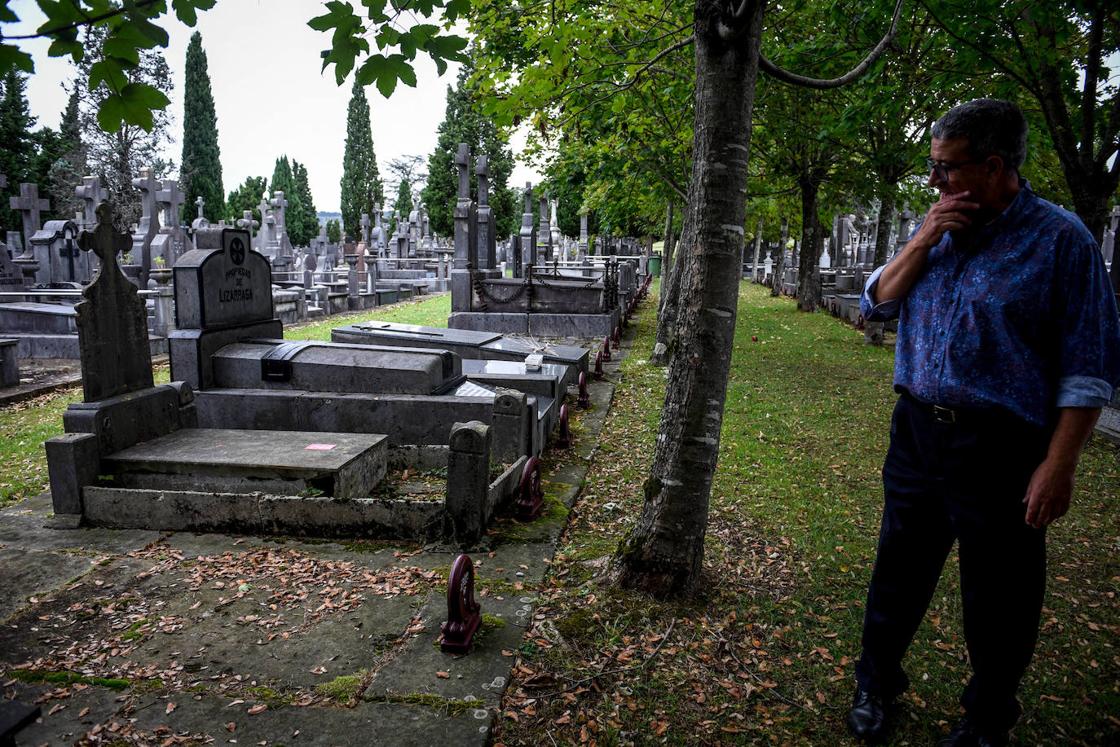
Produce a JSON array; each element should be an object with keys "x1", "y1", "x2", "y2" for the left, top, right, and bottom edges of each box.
[{"x1": 901, "y1": 391, "x2": 975, "y2": 425}]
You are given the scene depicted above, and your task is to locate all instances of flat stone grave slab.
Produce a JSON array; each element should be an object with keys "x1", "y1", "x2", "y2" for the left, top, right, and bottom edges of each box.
[
  {"x1": 461, "y1": 358, "x2": 566, "y2": 400},
  {"x1": 101, "y1": 428, "x2": 388, "y2": 499}
]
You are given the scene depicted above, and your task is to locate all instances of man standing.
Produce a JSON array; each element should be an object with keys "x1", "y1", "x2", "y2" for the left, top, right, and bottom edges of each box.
[{"x1": 848, "y1": 99, "x2": 1120, "y2": 746}]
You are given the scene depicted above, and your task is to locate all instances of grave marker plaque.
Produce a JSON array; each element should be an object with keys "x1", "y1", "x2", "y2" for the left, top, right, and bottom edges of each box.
[{"x1": 174, "y1": 228, "x2": 274, "y2": 330}]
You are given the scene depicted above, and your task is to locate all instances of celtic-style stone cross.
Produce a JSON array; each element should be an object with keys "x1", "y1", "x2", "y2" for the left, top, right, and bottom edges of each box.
[{"x1": 76, "y1": 202, "x2": 152, "y2": 402}]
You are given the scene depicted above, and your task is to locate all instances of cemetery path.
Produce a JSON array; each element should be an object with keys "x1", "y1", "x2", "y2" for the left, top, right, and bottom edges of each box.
[{"x1": 0, "y1": 301, "x2": 632, "y2": 746}]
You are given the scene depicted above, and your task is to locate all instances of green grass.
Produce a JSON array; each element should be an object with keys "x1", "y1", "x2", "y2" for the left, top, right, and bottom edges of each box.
[
  {"x1": 495, "y1": 282, "x2": 1120, "y2": 746},
  {"x1": 0, "y1": 293, "x2": 452, "y2": 506},
  {"x1": 285, "y1": 293, "x2": 451, "y2": 341}
]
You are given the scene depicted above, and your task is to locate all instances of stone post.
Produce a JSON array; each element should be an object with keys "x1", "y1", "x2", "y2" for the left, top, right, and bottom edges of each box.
[
  {"x1": 446, "y1": 421, "x2": 491, "y2": 546},
  {"x1": 537, "y1": 194, "x2": 551, "y2": 262},
  {"x1": 518, "y1": 183, "x2": 537, "y2": 276},
  {"x1": 490, "y1": 390, "x2": 529, "y2": 463},
  {"x1": 10, "y1": 183, "x2": 49, "y2": 256},
  {"x1": 476, "y1": 155, "x2": 495, "y2": 271}
]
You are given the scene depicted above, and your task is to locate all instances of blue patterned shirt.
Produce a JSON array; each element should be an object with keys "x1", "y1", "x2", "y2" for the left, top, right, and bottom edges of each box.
[{"x1": 861, "y1": 182, "x2": 1120, "y2": 428}]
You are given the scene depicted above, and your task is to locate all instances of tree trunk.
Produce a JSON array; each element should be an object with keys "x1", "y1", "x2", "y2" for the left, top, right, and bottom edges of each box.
[
  {"x1": 614, "y1": 0, "x2": 765, "y2": 596},
  {"x1": 771, "y1": 217, "x2": 788, "y2": 296},
  {"x1": 651, "y1": 203, "x2": 690, "y2": 365},
  {"x1": 750, "y1": 218, "x2": 763, "y2": 282},
  {"x1": 864, "y1": 183, "x2": 896, "y2": 344},
  {"x1": 796, "y1": 177, "x2": 823, "y2": 312},
  {"x1": 660, "y1": 201, "x2": 676, "y2": 314}
]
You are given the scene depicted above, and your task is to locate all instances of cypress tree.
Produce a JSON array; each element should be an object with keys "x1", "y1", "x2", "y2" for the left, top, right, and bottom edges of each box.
[
  {"x1": 271, "y1": 155, "x2": 308, "y2": 245},
  {"x1": 422, "y1": 59, "x2": 517, "y2": 238},
  {"x1": 180, "y1": 31, "x2": 224, "y2": 222},
  {"x1": 48, "y1": 88, "x2": 87, "y2": 221},
  {"x1": 292, "y1": 160, "x2": 319, "y2": 245},
  {"x1": 226, "y1": 175, "x2": 268, "y2": 224},
  {"x1": 340, "y1": 79, "x2": 382, "y2": 241},
  {"x1": 393, "y1": 179, "x2": 413, "y2": 234},
  {"x1": 0, "y1": 70, "x2": 38, "y2": 232}
]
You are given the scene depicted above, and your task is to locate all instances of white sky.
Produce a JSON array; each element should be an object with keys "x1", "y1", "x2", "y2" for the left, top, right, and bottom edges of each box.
[{"x1": 9, "y1": 0, "x2": 540, "y2": 212}]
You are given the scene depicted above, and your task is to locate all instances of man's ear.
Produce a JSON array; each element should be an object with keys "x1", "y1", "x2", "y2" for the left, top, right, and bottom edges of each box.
[{"x1": 986, "y1": 155, "x2": 1004, "y2": 175}]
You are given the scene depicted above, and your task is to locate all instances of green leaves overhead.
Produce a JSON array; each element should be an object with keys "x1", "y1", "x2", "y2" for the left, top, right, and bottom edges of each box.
[
  {"x1": 0, "y1": 0, "x2": 214, "y2": 132},
  {"x1": 311, "y1": 0, "x2": 468, "y2": 93}
]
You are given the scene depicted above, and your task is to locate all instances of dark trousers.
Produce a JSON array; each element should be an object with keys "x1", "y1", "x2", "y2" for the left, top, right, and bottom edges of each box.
[{"x1": 855, "y1": 394, "x2": 1049, "y2": 733}]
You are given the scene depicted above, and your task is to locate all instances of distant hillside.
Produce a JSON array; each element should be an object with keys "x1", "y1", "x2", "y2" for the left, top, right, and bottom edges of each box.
[{"x1": 317, "y1": 212, "x2": 341, "y2": 224}]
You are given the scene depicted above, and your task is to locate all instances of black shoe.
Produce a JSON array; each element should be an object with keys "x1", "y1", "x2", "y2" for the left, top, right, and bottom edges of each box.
[
  {"x1": 936, "y1": 718, "x2": 1010, "y2": 747},
  {"x1": 846, "y1": 686, "x2": 894, "y2": 743}
]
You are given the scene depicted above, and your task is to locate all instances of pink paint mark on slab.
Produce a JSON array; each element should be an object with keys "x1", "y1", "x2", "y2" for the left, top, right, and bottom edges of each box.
[{"x1": 305, "y1": 443, "x2": 337, "y2": 451}]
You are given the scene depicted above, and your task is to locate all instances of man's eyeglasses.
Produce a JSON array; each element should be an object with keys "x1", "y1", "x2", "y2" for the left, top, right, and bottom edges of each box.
[{"x1": 925, "y1": 157, "x2": 986, "y2": 180}]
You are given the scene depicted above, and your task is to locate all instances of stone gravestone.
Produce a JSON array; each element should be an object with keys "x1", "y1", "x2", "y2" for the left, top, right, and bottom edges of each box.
[
  {"x1": 475, "y1": 155, "x2": 497, "y2": 272},
  {"x1": 31, "y1": 219, "x2": 89, "y2": 285},
  {"x1": 130, "y1": 168, "x2": 161, "y2": 286},
  {"x1": 270, "y1": 191, "x2": 295, "y2": 269},
  {"x1": 10, "y1": 183, "x2": 49, "y2": 256},
  {"x1": 518, "y1": 182, "x2": 537, "y2": 276},
  {"x1": 237, "y1": 210, "x2": 259, "y2": 242},
  {"x1": 0, "y1": 234, "x2": 28, "y2": 291},
  {"x1": 75, "y1": 202, "x2": 153, "y2": 402},
  {"x1": 75, "y1": 176, "x2": 105, "y2": 230},
  {"x1": 537, "y1": 194, "x2": 551, "y2": 263},
  {"x1": 452, "y1": 143, "x2": 477, "y2": 271},
  {"x1": 152, "y1": 178, "x2": 192, "y2": 266},
  {"x1": 1101, "y1": 204, "x2": 1119, "y2": 264}
]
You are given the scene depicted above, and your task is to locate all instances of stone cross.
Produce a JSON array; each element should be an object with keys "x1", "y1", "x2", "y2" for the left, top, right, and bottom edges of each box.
[
  {"x1": 132, "y1": 168, "x2": 161, "y2": 237},
  {"x1": 10, "y1": 183, "x2": 49, "y2": 250},
  {"x1": 237, "y1": 210, "x2": 259, "y2": 239},
  {"x1": 195, "y1": 195, "x2": 205, "y2": 220},
  {"x1": 75, "y1": 176, "x2": 105, "y2": 228},
  {"x1": 455, "y1": 143, "x2": 471, "y2": 200},
  {"x1": 77, "y1": 201, "x2": 152, "y2": 402},
  {"x1": 476, "y1": 156, "x2": 490, "y2": 206},
  {"x1": 360, "y1": 212, "x2": 371, "y2": 245},
  {"x1": 271, "y1": 191, "x2": 288, "y2": 233},
  {"x1": 156, "y1": 179, "x2": 185, "y2": 230}
]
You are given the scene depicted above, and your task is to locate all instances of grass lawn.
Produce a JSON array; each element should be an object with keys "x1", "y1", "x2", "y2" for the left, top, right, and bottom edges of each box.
[
  {"x1": 493, "y1": 282, "x2": 1119, "y2": 746},
  {"x1": 0, "y1": 292, "x2": 452, "y2": 506}
]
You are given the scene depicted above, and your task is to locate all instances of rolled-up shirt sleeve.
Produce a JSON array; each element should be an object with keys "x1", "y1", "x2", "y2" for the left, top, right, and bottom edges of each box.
[
  {"x1": 860, "y1": 265, "x2": 901, "y2": 322},
  {"x1": 1054, "y1": 229, "x2": 1120, "y2": 408}
]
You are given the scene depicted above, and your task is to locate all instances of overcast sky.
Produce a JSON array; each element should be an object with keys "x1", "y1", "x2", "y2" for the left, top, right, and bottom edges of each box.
[{"x1": 10, "y1": 0, "x2": 541, "y2": 213}]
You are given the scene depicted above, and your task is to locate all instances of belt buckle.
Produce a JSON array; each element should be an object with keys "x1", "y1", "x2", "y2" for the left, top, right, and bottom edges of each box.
[{"x1": 932, "y1": 404, "x2": 956, "y2": 424}]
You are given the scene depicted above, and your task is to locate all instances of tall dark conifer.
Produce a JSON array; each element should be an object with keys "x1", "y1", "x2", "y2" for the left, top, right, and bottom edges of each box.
[
  {"x1": 422, "y1": 59, "x2": 517, "y2": 238},
  {"x1": 392, "y1": 179, "x2": 412, "y2": 234},
  {"x1": 292, "y1": 160, "x2": 318, "y2": 245},
  {"x1": 0, "y1": 71, "x2": 38, "y2": 232},
  {"x1": 48, "y1": 88, "x2": 87, "y2": 221},
  {"x1": 340, "y1": 79, "x2": 382, "y2": 241},
  {"x1": 180, "y1": 31, "x2": 224, "y2": 222}
]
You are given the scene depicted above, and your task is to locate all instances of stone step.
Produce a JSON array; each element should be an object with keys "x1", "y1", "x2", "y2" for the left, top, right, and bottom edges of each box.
[{"x1": 101, "y1": 428, "x2": 387, "y2": 499}]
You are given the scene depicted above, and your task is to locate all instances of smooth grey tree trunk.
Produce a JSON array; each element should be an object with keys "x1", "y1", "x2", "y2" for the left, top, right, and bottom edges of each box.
[
  {"x1": 864, "y1": 185, "x2": 896, "y2": 344},
  {"x1": 770, "y1": 217, "x2": 788, "y2": 296},
  {"x1": 614, "y1": 0, "x2": 766, "y2": 595}
]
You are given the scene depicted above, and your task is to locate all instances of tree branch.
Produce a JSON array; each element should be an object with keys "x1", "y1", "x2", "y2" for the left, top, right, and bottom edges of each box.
[
  {"x1": 1080, "y1": 3, "x2": 1105, "y2": 161},
  {"x1": 1, "y1": 0, "x2": 162, "y2": 41},
  {"x1": 758, "y1": 0, "x2": 903, "y2": 90}
]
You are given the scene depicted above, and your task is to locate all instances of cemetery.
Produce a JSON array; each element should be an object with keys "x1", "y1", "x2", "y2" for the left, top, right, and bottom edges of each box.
[{"x1": 0, "y1": 2, "x2": 1118, "y2": 747}]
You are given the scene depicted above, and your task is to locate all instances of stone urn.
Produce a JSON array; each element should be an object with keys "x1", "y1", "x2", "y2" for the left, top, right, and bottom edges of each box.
[{"x1": 149, "y1": 267, "x2": 173, "y2": 286}]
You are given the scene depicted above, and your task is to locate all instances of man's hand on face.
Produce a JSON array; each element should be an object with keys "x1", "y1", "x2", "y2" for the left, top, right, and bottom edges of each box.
[
  {"x1": 913, "y1": 191, "x2": 981, "y2": 247},
  {"x1": 1023, "y1": 457, "x2": 1075, "y2": 529}
]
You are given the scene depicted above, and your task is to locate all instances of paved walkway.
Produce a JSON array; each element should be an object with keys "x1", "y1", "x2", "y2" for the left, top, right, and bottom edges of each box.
[{"x1": 0, "y1": 336, "x2": 634, "y2": 746}]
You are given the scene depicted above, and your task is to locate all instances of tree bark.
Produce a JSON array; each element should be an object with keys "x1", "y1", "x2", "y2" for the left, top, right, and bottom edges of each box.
[
  {"x1": 613, "y1": 0, "x2": 765, "y2": 596},
  {"x1": 660, "y1": 201, "x2": 676, "y2": 314},
  {"x1": 650, "y1": 206, "x2": 688, "y2": 366},
  {"x1": 796, "y1": 175, "x2": 823, "y2": 312},
  {"x1": 864, "y1": 184, "x2": 896, "y2": 344},
  {"x1": 750, "y1": 218, "x2": 763, "y2": 282},
  {"x1": 771, "y1": 217, "x2": 787, "y2": 296}
]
